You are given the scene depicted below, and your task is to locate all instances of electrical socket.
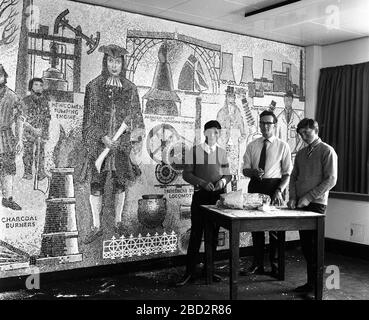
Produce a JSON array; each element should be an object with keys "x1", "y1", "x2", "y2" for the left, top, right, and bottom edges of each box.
[{"x1": 349, "y1": 223, "x2": 365, "y2": 243}]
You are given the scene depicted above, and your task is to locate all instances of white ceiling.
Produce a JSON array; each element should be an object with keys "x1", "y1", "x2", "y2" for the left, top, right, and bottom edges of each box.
[{"x1": 73, "y1": 0, "x2": 369, "y2": 46}]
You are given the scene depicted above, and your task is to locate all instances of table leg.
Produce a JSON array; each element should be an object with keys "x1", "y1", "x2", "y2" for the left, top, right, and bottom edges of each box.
[
  {"x1": 315, "y1": 218, "x2": 325, "y2": 300},
  {"x1": 277, "y1": 231, "x2": 285, "y2": 281},
  {"x1": 229, "y1": 221, "x2": 240, "y2": 300},
  {"x1": 204, "y1": 217, "x2": 214, "y2": 285}
]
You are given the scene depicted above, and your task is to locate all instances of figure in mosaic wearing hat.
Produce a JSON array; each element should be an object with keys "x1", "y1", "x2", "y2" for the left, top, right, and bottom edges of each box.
[
  {"x1": 217, "y1": 86, "x2": 247, "y2": 147},
  {"x1": 216, "y1": 86, "x2": 248, "y2": 175},
  {"x1": 268, "y1": 100, "x2": 277, "y2": 113},
  {"x1": 276, "y1": 91, "x2": 304, "y2": 157},
  {"x1": 0, "y1": 64, "x2": 24, "y2": 210},
  {"x1": 81, "y1": 44, "x2": 145, "y2": 244}
]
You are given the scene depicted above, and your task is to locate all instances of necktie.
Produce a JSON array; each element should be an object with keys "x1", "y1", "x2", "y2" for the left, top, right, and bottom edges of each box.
[
  {"x1": 307, "y1": 144, "x2": 314, "y2": 158},
  {"x1": 258, "y1": 139, "x2": 268, "y2": 171}
]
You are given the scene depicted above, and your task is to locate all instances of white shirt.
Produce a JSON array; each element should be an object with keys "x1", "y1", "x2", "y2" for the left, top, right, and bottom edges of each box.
[
  {"x1": 201, "y1": 142, "x2": 218, "y2": 154},
  {"x1": 242, "y1": 136, "x2": 292, "y2": 178}
]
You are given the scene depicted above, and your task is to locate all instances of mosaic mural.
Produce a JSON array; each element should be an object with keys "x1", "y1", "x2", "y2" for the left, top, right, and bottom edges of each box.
[{"x1": 0, "y1": 0, "x2": 305, "y2": 278}]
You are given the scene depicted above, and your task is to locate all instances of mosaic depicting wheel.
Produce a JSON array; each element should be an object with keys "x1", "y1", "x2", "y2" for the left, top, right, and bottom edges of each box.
[
  {"x1": 162, "y1": 141, "x2": 191, "y2": 173},
  {"x1": 146, "y1": 124, "x2": 180, "y2": 163},
  {"x1": 155, "y1": 162, "x2": 178, "y2": 185}
]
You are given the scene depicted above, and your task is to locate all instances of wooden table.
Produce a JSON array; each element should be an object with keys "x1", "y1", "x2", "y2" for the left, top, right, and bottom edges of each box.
[{"x1": 201, "y1": 205, "x2": 325, "y2": 300}]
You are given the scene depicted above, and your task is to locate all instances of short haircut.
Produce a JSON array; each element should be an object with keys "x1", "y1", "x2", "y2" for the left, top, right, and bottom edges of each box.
[
  {"x1": 204, "y1": 120, "x2": 221, "y2": 131},
  {"x1": 259, "y1": 110, "x2": 278, "y2": 124},
  {"x1": 28, "y1": 78, "x2": 43, "y2": 91},
  {"x1": 284, "y1": 90, "x2": 294, "y2": 98},
  {"x1": 297, "y1": 118, "x2": 319, "y2": 133}
]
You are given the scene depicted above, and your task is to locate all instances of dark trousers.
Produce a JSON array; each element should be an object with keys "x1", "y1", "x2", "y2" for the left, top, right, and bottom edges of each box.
[
  {"x1": 23, "y1": 140, "x2": 45, "y2": 175},
  {"x1": 248, "y1": 178, "x2": 282, "y2": 270},
  {"x1": 298, "y1": 202, "x2": 326, "y2": 285},
  {"x1": 186, "y1": 188, "x2": 223, "y2": 275}
]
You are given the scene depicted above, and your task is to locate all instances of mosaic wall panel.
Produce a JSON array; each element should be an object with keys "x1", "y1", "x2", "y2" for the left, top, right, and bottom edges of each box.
[{"x1": 0, "y1": 0, "x2": 305, "y2": 278}]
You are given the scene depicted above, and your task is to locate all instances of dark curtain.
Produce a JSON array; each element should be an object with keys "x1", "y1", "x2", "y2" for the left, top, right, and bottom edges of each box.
[{"x1": 316, "y1": 62, "x2": 369, "y2": 194}]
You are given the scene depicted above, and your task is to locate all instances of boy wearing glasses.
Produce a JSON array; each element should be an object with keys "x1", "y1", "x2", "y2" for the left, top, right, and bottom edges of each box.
[
  {"x1": 242, "y1": 110, "x2": 292, "y2": 277},
  {"x1": 288, "y1": 118, "x2": 337, "y2": 295}
]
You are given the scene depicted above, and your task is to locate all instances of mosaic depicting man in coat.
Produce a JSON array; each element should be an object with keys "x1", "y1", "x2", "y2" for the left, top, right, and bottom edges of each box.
[
  {"x1": 22, "y1": 78, "x2": 51, "y2": 182},
  {"x1": 81, "y1": 44, "x2": 145, "y2": 244},
  {"x1": 0, "y1": 64, "x2": 24, "y2": 211}
]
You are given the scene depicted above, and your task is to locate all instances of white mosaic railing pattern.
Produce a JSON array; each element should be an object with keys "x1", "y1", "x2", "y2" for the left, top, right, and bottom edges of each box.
[{"x1": 103, "y1": 231, "x2": 178, "y2": 259}]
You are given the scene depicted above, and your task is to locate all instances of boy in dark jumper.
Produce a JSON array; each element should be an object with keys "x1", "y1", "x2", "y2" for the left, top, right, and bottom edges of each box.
[
  {"x1": 288, "y1": 118, "x2": 337, "y2": 296},
  {"x1": 176, "y1": 120, "x2": 232, "y2": 287}
]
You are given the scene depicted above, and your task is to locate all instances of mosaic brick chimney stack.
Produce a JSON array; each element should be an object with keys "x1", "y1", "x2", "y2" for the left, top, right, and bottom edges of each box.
[{"x1": 37, "y1": 168, "x2": 82, "y2": 264}]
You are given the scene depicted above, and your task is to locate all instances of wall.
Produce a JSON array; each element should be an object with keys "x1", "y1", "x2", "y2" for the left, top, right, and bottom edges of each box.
[
  {"x1": 321, "y1": 37, "x2": 369, "y2": 68},
  {"x1": 305, "y1": 37, "x2": 369, "y2": 244},
  {"x1": 306, "y1": 37, "x2": 369, "y2": 117},
  {"x1": 305, "y1": 45, "x2": 322, "y2": 118},
  {"x1": 326, "y1": 199, "x2": 369, "y2": 244},
  {"x1": 0, "y1": 0, "x2": 305, "y2": 279}
]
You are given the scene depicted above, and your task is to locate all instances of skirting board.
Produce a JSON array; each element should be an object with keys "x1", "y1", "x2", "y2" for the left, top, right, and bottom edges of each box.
[
  {"x1": 0, "y1": 241, "x2": 300, "y2": 292},
  {"x1": 325, "y1": 237, "x2": 369, "y2": 261}
]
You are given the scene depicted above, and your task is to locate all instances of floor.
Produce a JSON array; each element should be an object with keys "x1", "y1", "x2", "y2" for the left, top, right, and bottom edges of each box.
[{"x1": 1, "y1": 248, "x2": 369, "y2": 300}]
